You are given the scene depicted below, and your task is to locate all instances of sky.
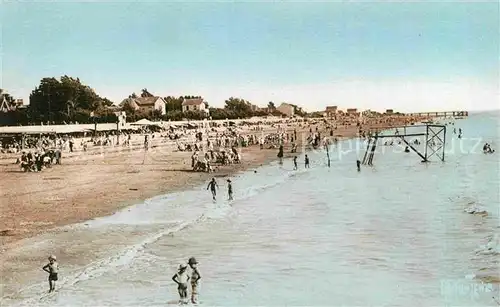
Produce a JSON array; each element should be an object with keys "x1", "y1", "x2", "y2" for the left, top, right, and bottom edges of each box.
[{"x1": 1, "y1": 1, "x2": 498, "y2": 112}]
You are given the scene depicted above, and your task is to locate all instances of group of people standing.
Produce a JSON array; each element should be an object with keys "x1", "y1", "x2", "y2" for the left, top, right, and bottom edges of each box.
[
  {"x1": 207, "y1": 177, "x2": 233, "y2": 201},
  {"x1": 42, "y1": 255, "x2": 202, "y2": 304},
  {"x1": 172, "y1": 257, "x2": 202, "y2": 304},
  {"x1": 292, "y1": 155, "x2": 310, "y2": 170}
]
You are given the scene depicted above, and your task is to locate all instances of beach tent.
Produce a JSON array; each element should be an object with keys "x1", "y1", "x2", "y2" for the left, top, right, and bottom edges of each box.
[{"x1": 130, "y1": 119, "x2": 155, "y2": 126}]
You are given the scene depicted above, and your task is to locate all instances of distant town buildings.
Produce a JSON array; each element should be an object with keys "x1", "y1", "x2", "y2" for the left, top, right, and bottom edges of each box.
[
  {"x1": 119, "y1": 96, "x2": 166, "y2": 115},
  {"x1": 276, "y1": 103, "x2": 295, "y2": 117},
  {"x1": 0, "y1": 97, "x2": 11, "y2": 113},
  {"x1": 325, "y1": 106, "x2": 338, "y2": 117},
  {"x1": 2, "y1": 82, "x2": 406, "y2": 120},
  {"x1": 181, "y1": 98, "x2": 209, "y2": 115},
  {"x1": 14, "y1": 99, "x2": 25, "y2": 108},
  {"x1": 0, "y1": 90, "x2": 24, "y2": 113},
  {"x1": 362, "y1": 109, "x2": 379, "y2": 118},
  {"x1": 345, "y1": 108, "x2": 360, "y2": 117}
]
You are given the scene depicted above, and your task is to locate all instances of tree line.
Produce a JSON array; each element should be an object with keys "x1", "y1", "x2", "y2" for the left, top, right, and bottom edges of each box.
[{"x1": 0, "y1": 75, "x2": 304, "y2": 126}]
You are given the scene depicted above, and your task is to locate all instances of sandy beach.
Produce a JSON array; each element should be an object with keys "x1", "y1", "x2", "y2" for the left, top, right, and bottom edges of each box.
[{"x1": 0, "y1": 118, "x2": 413, "y2": 250}]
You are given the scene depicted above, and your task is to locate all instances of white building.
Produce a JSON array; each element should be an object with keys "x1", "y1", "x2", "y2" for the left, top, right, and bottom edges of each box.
[
  {"x1": 276, "y1": 103, "x2": 295, "y2": 117},
  {"x1": 182, "y1": 98, "x2": 209, "y2": 115},
  {"x1": 119, "y1": 96, "x2": 166, "y2": 115}
]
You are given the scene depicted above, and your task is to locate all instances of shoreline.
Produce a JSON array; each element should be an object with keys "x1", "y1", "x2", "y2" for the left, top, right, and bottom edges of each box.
[{"x1": 0, "y1": 120, "x2": 411, "y2": 252}]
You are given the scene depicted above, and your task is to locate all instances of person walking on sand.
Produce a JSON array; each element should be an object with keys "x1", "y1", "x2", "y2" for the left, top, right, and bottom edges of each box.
[
  {"x1": 42, "y1": 255, "x2": 59, "y2": 293},
  {"x1": 188, "y1": 257, "x2": 201, "y2": 304},
  {"x1": 172, "y1": 263, "x2": 190, "y2": 304},
  {"x1": 207, "y1": 177, "x2": 218, "y2": 201},
  {"x1": 304, "y1": 154, "x2": 310, "y2": 168},
  {"x1": 293, "y1": 156, "x2": 298, "y2": 170},
  {"x1": 227, "y1": 179, "x2": 233, "y2": 201}
]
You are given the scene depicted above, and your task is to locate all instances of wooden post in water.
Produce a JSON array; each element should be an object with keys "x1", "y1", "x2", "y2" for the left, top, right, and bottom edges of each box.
[
  {"x1": 424, "y1": 125, "x2": 429, "y2": 162},
  {"x1": 441, "y1": 125, "x2": 446, "y2": 162},
  {"x1": 325, "y1": 141, "x2": 330, "y2": 167},
  {"x1": 362, "y1": 138, "x2": 371, "y2": 165}
]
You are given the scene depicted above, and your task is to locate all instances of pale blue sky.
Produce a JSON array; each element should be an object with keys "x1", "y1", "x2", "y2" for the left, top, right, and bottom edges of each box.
[{"x1": 2, "y1": 1, "x2": 498, "y2": 112}]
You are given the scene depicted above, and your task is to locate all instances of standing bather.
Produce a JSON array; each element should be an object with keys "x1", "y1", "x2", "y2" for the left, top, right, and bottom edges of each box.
[
  {"x1": 172, "y1": 263, "x2": 190, "y2": 304},
  {"x1": 188, "y1": 257, "x2": 201, "y2": 304},
  {"x1": 42, "y1": 255, "x2": 59, "y2": 293},
  {"x1": 207, "y1": 177, "x2": 218, "y2": 201},
  {"x1": 227, "y1": 179, "x2": 233, "y2": 201}
]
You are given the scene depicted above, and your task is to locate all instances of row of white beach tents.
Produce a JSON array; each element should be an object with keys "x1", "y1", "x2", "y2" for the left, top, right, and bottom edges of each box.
[{"x1": 0, "y1": 116, "x2": 301, "y2": 135}]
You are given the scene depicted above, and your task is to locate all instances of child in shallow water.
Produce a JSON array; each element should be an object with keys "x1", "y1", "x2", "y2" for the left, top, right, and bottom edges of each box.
[
  {"x1": 188, "y1": 257, "x2": 201, "y2": 304},
  {"x1": 172, "y1": 263, "x2": 190, "y2": 304},
  {"x1": 42, "y1": 255, "x2": 59, "y2": 293}
]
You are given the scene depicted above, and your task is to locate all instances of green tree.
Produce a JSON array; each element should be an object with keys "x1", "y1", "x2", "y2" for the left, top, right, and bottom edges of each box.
[
  {"x1": 164, "y1": 96, "x2": 183, "y2": 112},
  {"x1": 121, "y1": 102, "x2": 137, "y2": 118},
  {"x1": 183, "y1": 110, "x2": 206, "y2": 120},
  {"x1": 224, "y1": 97, "x2": 253, "y2": 118},
  {"x1": 151, "y1": 109, "x2": 163, "y2": 120},
  {"x1": 28, "y1": 75, "x2": 114, "y2": 123},
  {"x1": 210, "y1": 108, "x2": 237, "y2": 120},
  {"x1": 267, "y1": 101, "x2": 275, "y2": 110},
  {"x1": 0, "y1": 108, "x2": 29, "y2": 126},
  {"x1": 163, "y1": 110, "x2": 183, "y2": 121},
  {"x1": 65, "y1": 99, "x2": 78, "y2": 119}
]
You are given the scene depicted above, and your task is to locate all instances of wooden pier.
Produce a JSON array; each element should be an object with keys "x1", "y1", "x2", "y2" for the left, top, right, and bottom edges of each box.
[{"x1": 405, "y1": 111, "x2": 468, "y2": 117}]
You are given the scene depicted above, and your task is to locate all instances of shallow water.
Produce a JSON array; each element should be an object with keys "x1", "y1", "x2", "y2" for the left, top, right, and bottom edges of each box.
[{"x1": 1, "y1": 112, "x2": 499, "y2": 306}]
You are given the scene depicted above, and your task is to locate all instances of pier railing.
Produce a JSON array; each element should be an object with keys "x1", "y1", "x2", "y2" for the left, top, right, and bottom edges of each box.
[{"x1": 405, "y1": 111, "x2": 468, "y2": 117}]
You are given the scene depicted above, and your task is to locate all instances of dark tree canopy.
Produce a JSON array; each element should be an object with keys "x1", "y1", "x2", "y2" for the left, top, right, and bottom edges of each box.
[
  {"x1": 28, "y1": 75, "x2": 115, "y2": 124},
  {"x1": 164, "y1": 96, "x2": 184, "y2": 113},
  {"x1": 224, "y1": 97, "x2": 253, "y2": 117},
  {"x1": 1, "y1": 77, "x2": 309, "y2": 126}
]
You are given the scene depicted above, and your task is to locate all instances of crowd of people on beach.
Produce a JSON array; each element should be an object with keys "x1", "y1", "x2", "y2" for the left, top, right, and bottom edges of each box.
[{"x1": 15, "y1": 149, "x2": 62, "y2": 172}]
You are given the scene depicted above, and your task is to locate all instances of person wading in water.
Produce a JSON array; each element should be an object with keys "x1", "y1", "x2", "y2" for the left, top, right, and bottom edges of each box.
[
  {"x1": 172, "y1": 263, "x2": 190, "y2": 304},
  {"x1": 207, "y1": 177, "x2": 218, "y2": 201},
  {"x1": 188, "y1": 257, "x2": 201, "y2": 304},
  {"x1": 227, "y1": 179, "x2": 233, "y2": 201},
  {"x1": 42, "y1": 255, "x2": 59, "y2": 293}
]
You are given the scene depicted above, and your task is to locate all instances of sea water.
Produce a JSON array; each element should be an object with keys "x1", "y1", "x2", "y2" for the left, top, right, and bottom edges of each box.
[{"x1": 1, "y1": 111, "x2": 499, "y2": 306}]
